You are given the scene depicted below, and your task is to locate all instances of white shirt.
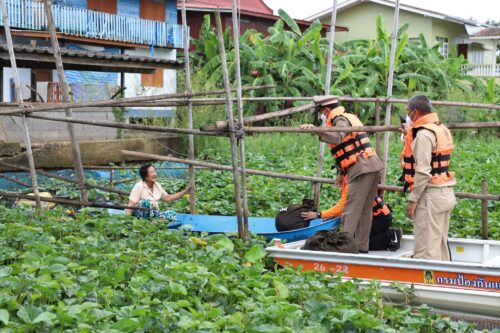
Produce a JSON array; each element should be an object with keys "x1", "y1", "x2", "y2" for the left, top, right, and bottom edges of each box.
[{"x1": 129, "y1": 181, "x2": 168, "y2": 209}]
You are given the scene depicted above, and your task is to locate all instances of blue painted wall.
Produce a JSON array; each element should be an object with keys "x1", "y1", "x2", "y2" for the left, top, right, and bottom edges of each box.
[
  {"x1": 58, "y1": 0, "x2": 86, "y2": 9},
  {"x1": 166, "y1": 0, "x2": 177, "y2": 24},
  {"x1": 117, "y1": 0, "x2": 139, "y2": 17}
]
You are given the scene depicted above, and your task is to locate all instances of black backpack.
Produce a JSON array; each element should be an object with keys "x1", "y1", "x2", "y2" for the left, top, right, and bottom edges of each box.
[
  {"x1": 301, "y1": 230, "x2": 359, "y2": 254},
  {"x1": 275, "y1": 198, "x2": 316, "y2": 232}
]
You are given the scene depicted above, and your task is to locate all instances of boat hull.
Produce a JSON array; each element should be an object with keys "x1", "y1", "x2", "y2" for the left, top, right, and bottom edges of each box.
[{"x1": 267, "y1": 236, "x2": 500, "y2": 317}]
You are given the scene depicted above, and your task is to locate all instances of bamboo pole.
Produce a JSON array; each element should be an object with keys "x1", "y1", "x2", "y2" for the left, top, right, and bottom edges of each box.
[
  {"x1": 2, "y1": 96, "x2": 500, "y2": 110},
  {"x1": 215, "y1": 10, "x2": 244, "y2": 239},
  {"x1": 0, "y1": 161, "x2": 128, "y2": 196},
  {"x1": 23, "y1": 113, "x2": 226, "y2": 136},
  {"x1": 0, "y1": 86, "x2": 274, "y2": 116},
  {"x1": 244, "y1": 122, "x2": 500, "y2": 133},
  {"x1": 313, "y1": 0, "x2": 338, "y2": 207},
  {"x1": 16, "y1": 113, "x2": 500, "y2": 135},
  {"x1": 121, "y1": 151, "x2": 500, "y2": 202},
  {"x1": 232, "y1": 0, "x2": 250, "y2": 239},
  {"x1": 481, "y1": 180, "x2": 488, "y2": 240},
  {"x1": 0, "y1": 190, "x2": 148, "y2": 211},
  {"x1": 381, "y1": 0, "x2": 401, "y2": 185},
  {"x1": 0, "y1": 0, "x2": 42, "y2": 210},
  {"x1": 201, "y1": 102, "x2": 316, "y2": 131},
  {"x1": 181, "y1": 0, "x2": 196, "y2": 214},
  {"x1": 43, "y1": 0, "x2": 87, "y2": 202},
  {"x1": 375, "y1": 100, "x2": 381, "y2": 155}
]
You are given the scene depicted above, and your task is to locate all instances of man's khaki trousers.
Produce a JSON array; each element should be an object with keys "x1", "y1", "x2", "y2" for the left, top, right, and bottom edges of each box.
[
  {"x1": 413, "y1": 187, "x2": 456, "y2": 261},
  {"x1": 342, "y1": 172, "x2": 380, "y2": 252}
]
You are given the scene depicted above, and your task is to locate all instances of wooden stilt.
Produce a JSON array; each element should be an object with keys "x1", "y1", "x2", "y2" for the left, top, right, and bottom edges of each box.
[
  {"x1": 0, "y1": 0, "x2": 42, "y2": 209},
  {"x1": 214, "y1": 10, "x2": 245, "y2": 239},
  {"x1": 231, "y1": 0, "x2": 250, "y2": 239},
  {"x1": 381, "y1": 0, "x2": 401, "y2": 185},
  {"x1": 181, "y1": 0, "x2": 196, "y2": 214},
  {"x1": 43, "y1": 0, "x2": 87, "y2": 201},
  {"x1": 312, "y1": 0, "x2": 338, "y2": 207}
]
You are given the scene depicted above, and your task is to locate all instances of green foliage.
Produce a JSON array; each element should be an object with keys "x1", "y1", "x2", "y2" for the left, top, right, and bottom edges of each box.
[
  {"x1": 0, "y1": 207, "x2": 480, "y2": 331},
  {"x1": 191, "y1": 12, "x2": 487, "y2": 122}
]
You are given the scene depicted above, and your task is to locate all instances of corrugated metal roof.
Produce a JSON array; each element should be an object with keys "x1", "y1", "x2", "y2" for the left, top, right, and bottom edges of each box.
[{"x1": 0, "y1": 44, "x2": 184, "y2": 67}]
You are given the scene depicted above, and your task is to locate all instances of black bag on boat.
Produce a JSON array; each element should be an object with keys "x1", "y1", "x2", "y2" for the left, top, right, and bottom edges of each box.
[
  {"x1": 369, "y1": 213, "x2": 393, "y2": 251},
  {"x1": 301, "y1": 230, "x2": 359, "y2": 254},
  {"x1": 387, "y1": 228, "x2": 402, "y2": 252},
  {"x1": 275, "y1": 198, "x2": 316, "y2": 232}
]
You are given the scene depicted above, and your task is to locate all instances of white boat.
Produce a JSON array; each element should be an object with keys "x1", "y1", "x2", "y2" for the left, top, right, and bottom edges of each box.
[{"x1": 266, "y1": 236, "x2": 500, "y2": 318}]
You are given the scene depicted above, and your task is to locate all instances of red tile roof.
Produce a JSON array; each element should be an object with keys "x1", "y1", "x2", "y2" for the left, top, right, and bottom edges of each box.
[
  {"x1": 179, "y1": 0, "x2": 273, "y2": 15},
  {"x1": 474, "y1": 27, "x2": 500, "y2": 37}
]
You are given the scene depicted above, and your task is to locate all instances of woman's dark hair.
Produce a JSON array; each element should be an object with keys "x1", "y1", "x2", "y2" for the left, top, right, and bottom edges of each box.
[{"x1": 139, "y1": 164, "x2": 154, "y2": 181}]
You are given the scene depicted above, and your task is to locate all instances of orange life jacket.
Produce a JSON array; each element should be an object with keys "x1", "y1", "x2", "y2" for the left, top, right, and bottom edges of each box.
[
  {"x1": 400, "y1": 113, "x2": 455, "y2": 192},
  {"x1": 372, "y1": 195, "x2": 391, "y2": 219},
  {"x1": 325, "y1": 107, "x2": 376, "y2": 172}
]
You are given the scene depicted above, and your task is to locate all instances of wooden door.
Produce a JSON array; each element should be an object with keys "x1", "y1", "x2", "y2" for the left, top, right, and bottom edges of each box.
[
  {"x1": 140, "y1": 0, "x2": 166, "y2": 22},
  {"x1": 87, "y1": 0, "x2": 117, "y2": 14},
  {"x1": 458, "y1": 44, "x2": 468, "y2": 59}
]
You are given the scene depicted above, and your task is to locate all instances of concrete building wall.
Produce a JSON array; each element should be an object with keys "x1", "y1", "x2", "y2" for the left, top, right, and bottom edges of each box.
[
  {"x1": 0, "y1": 109, "x2": 118, "y2": 143},
  {"x1": 430, "y1": 18, "x2": 469, "y2": 54},
  {"x1": 328, "y1": 2, "x2": 433, "y2": 43}
]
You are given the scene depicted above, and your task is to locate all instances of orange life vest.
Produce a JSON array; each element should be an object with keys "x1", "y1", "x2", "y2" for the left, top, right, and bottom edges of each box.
[
  {"x1": 325, "y1": 107, "x2": 376, "y2": 172},
  {"x1": 372, "y1": 195, "x2": 391, "y2": 219},
  {"x1": 400, "y1": 113, "x2": 455, "y2": 192}
]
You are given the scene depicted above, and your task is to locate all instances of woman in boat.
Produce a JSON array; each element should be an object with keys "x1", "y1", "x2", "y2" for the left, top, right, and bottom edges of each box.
[
  {"x1": 301, "y1": 174, "x2": 399, "y2": 251},
  {"x1": 127, "y1": 164, "x2": 191, "y2": 220}
]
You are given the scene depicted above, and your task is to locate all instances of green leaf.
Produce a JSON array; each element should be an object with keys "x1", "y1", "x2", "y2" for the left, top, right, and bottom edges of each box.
[
  {"x1": 112, "y1": 318, "x2": 141, "y2": 332},
  {"x1": 170, "y1": 282, "x2": 187, "y2": 295},
  {"x1": 215, "y1": 237, "x2": 234, "y2": 252},
  {"x1": 0, "y1": 309, "x2": 9, "y2": 325},
  {"x1": 278, "y1": 9, "x2": 302, "y2": 36},
  {"x1": 274, "y1": 280, "x2": 290, "y2": 299},
  {"x1": 32, "y1": 312, "x2": 56, "y2": 325},
  {"x1": 0, "y1": 267, "x2": 12, "y2": 278},
  {"x1": 244, "y1": 245, "x2": 267, "y2": 263}
]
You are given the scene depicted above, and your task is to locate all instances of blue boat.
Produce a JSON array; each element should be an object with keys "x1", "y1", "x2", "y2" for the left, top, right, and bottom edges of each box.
[
  {"x1": 107, "y1": 209, "x2": 340, "y2": 242},
  {"x1": 165, "y1": 213, "x2": 340, "y2": 242}
]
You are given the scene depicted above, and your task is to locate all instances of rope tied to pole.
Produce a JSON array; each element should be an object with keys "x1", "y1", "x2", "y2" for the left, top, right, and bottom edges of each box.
[{"x1": 232, "y1": 122, "x2": 245, "y2": 140}]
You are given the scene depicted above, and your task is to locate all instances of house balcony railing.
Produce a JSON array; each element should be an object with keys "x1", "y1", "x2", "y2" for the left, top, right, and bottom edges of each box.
[
  {"x1": 0, "y1": 0, "x2": 185, "y2": 48},
  {"x1": 461, "y1": 64, "x2": 500, "y2": 77}
]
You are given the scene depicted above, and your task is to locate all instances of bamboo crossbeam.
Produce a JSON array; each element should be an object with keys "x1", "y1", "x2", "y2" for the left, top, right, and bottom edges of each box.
[
  {"x1": 0, "y1": 161, "x2": 128, "y2": 196},
  {"x1": 121, "y1": 151, "x2": 500, "y2": 202},
  {"x1": 24, "y1": 114, "x2": 226, "y2": 136},
  {"x1": 0, "y1": 190, "x2": 147, "y2": 211},
  {"x1": 244, "y1": 122, "x2": 500, "y2": 133},
  {"x1": 0, "y1": 85, "x2": 274, "y2": 116}
]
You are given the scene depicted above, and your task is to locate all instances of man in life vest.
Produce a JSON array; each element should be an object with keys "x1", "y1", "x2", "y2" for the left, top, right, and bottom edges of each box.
[
  {"x1": 403, "y1": 95, "x2": 456, "y2": 261},
  {"x1": 301, "y1": 173, "x2": 399, "y2": 251},
  {"x1": 300, "y1": 96, "x2": 384, "y2": 253}
]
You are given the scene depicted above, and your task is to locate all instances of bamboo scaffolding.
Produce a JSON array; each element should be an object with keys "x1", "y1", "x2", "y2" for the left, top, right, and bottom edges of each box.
[
  {"x1": 121, "y1": 151, "x2": 500, "y2": 202},
  {"x1": 382, "y1": 0, "x2": 401, "y2": 185},
  {"x1": 313, "y1": 0, "x2": 338, "y2": 207},
  {"x1": 0, "y1": 0, "x2": 42, "y2": 209},
  {"x1": 0, "y1": 85, "x2": 274, "y2": 116},
  {"x1": 3, "y1": 96, "x2": 499, "y2": 110},
  {"x1": 0, "y1": 161, "x2": 128, "y2": 196},
  {"x1": 181, "y1": 0, "x2": 196, "y2": 214},
  {"x1": 44, "y1": 0, "x2": 87, "y2": 202},
  {"x1": 215, "y1": 10, "x2": 245, "y2": 239},
  {"x1": 13, "y1": 112, "x2": 500, "y2": 135},
  {"x1": 0, "y1": 190, "x2": 148, "y2": 211},
  {"x1": 232, "y1": 0, "x2": 250, "y2": 239}
]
